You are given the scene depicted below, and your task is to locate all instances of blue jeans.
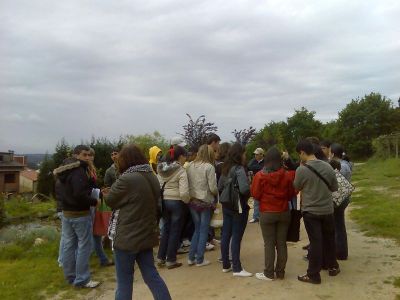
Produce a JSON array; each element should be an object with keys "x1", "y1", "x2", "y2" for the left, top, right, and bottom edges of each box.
[
  {"x1": 62, "y1": 215, "x2": 92, "y2": 286},
  {"x1": 93, "y1": 235, "x2": 109, "y2": 265},
  {"x1": 157, "y1": 200, "x2": 184, "y2": 263},
  {"x1": 252, "y1": 199, "x2": 260, "y2": 220},
  {"x1": 114, "y1": 248, "x2": 171, "y2": 300},
  {"x1": 188, "y1": 208, "x2": 211, "y2": 264},
  {"x1": 221, "y1": 207, "x2": 249, "y2": 272},
  {"x1": 57, "y1": 212, "x2": 64, "y2": 267},
  {"x1": 334, "y1": 197, "x2": 350, "y2": 260}
]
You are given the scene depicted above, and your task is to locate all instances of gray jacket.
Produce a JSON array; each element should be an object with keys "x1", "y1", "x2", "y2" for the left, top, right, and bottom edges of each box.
[
  {"x1": 104, "y1": 164, "x2": 117, "y2": 187},
  {"x1": 294, "y1": 160, "x2": 338, "y2": 215}
]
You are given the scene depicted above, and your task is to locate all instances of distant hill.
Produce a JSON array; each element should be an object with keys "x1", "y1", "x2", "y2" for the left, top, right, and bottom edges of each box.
[{"x1": 18, "y1": 154, "x2": 49, "y2": 170}]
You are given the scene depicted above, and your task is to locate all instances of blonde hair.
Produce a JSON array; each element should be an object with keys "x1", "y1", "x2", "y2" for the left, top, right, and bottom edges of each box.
[
  {"x1": 194, "y1": 144, "x2": 215, "y2": 164},
  {"x1": 88, "y1": 147, "x2": 97, "y2": 174}
]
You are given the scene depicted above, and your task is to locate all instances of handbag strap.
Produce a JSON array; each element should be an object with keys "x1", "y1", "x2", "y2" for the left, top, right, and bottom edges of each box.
[{"x1": 304, "y1": 164, "x2": 331, "y2": 190}]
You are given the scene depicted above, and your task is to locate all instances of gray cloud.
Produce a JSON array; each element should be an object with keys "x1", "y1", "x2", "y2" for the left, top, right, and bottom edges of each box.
[{"x1": 1, "y1": 0, "x2": 399, "y2": 153}]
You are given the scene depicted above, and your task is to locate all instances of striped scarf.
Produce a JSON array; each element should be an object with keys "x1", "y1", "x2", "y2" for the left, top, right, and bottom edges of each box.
[{"x1": 107, "y1": 164, "x2": 153, "y2": 244}]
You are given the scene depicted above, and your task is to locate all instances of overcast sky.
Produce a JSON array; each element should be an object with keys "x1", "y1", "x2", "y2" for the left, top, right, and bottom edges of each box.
[{"x1": 1, "y1": 0, "x2": 399, "y2": 153}]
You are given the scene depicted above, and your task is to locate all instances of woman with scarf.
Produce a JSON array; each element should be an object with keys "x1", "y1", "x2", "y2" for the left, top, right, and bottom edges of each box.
[{"x1": 104, "y1": 144, "x2": 171, "y2": 300}]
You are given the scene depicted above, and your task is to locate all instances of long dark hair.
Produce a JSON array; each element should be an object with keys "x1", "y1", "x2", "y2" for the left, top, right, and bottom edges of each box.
[{"x1": 222, "y1": 143, "x2": 245, "y2": 176}]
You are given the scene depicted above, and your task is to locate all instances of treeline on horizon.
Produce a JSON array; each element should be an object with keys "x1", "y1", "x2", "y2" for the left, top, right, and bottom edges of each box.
[{"x1": 37, "y1": 92, "x2": 400, "y2": 196}]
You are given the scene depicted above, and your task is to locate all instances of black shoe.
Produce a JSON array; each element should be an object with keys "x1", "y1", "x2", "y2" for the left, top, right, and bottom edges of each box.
[
  {"x1": 100, "y1": 260, "x2": 114, "y2": 267},
  {"x1": 166, "y1": 262, "x2": 183, "y2": 269},
  {"x1": 337, "y1": 256, "x2": 348, "y2": 261},
  {"x1": 328, "y1": 267, "x2": 341, "y2": 276},
  {"x1": 297, "y1": 274, "x2": 321, "y2": 284},
  {"x1": 276, "y1": 273, "x2": 285, "y2": 280}
]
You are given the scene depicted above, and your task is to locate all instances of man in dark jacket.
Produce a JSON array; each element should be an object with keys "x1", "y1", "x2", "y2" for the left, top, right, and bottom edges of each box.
[
  {"x1": 247, "y1": 147, "x2": 264, "y2": 223},
  {"x1": 53, "y1": 145, "x2": 100, "y2": 288},
  {"x1": 104, "y1": 148, "x2": 119, "y2": 187}
]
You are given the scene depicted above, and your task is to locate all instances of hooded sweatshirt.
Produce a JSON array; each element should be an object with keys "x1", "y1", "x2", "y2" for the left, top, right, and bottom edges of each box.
[
  {"x1": 251, "y1": 168, "x2": 296, "y2": 212},
  {"x1": 157, "y1": 161, "x2": 190, "y2": 203},
  {"x1": 149, "y1": 146, "x2": 162, "y2": 174}
]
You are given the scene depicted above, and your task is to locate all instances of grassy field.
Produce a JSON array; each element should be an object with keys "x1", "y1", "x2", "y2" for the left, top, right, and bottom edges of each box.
[
  {"x1": 0, "y1": 230, "x2": 114, "y2": 300},
  {"x1": 4, "y1": 196, "x2": 56, "y2": 221},
  {"x1": 351, "y1": 158, "x2": 400, "y2": 295},
  {"x1": 350, "y1": 158, "x2": 400, "y2": 243},
  {"x1": 0, "y1": 197, "x2": 114, "y2": 300}
]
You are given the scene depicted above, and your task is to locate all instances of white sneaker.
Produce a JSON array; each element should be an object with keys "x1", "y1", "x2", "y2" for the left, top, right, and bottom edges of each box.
[
  {"x1": 205, "y1": 243, "x2": 215, "y2": 251},
  {"x1": 187, "y1": 259, "x2": 195, "y2": 266},
  {"x1": 196, "y1": 260, "x2": 211, "y2": 267},
  {"x1": 233, "y1": 269, "x2": 253, "y2": 277},
  {"x1": 212, "y1": 238, "x2": 221, "y2": 245},
  {"x1": 222, "y1": 267, "x2": 232, "y2": 273},
  {"x1": 249, "y1": 218, "x2": 259, "y2": 223},
  {"x1": 82, "y1": 280, "x2": 101, "y2": 288},
  {"x1": 255, "y1": 272, "x2": 274, "y2": 281},
  {"x1": 182, "y1": 239, "x2": 191, "y2": 247}
]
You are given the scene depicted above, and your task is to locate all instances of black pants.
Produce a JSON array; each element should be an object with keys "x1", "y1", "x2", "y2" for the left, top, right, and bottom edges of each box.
[{"x1": 303, "y1": 212, "x2": 339, "y2": 280}]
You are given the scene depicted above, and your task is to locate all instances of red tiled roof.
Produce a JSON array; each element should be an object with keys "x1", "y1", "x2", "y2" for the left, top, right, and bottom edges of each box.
[{"x1": 21, "y1": 169, "x2": 38, "y2": 181}]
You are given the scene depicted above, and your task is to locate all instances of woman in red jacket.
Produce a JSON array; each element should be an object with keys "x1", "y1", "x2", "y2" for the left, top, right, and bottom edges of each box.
[{"x1": 251, "y1": 147, "x2": 296, "y2": 281}]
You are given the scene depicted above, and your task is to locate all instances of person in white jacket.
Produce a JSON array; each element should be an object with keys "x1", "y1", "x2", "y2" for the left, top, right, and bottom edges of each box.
[
  {"x1": 186, "y1": 144, "x2": 218, "y2": 267},
  {"x1": 157, "y1": 146, "x2": 190, "y2": 269}
]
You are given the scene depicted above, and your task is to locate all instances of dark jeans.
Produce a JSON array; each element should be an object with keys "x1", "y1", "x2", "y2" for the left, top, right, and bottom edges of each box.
[
  {"x1": 259, "y1": 211, "x2": 290, "y2": 278},
  {"x1": 157, "y1": 200, "x2": 184, "y2": 263},
  {"x1": 180, "y1": 204, "x2": 194, "y2": 242},
  {"x1": 303, "y1": 212, "x2": 339, "y2": 281},
  {"x1": 221, "y1": 207, "x2": 249, "y2": 272},
  {"x1": 114, "y1": 248, "x2": 171, "y2": 300},
  {"x1": 334, "y1": 197, "x2": 349, "y2": 260}
]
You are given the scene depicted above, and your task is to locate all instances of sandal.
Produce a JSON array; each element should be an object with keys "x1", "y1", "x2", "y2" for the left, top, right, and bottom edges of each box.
[{"x1": 297, "y1": 274, "x2": 321, "y2": 284}]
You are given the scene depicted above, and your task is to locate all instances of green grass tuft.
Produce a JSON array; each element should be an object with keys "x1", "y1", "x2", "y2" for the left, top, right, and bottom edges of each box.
[{"x1": 350, "y1": 159, "x2": 400, "y2": 243}]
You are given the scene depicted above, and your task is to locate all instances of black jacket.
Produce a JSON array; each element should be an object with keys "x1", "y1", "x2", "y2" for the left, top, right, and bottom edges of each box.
[
  {"x1": 53, "y1": 158, "x2": 97, "y2": 212},
  {"x1": 247, "y1": 158, "x2": 264, "y2": 174}
]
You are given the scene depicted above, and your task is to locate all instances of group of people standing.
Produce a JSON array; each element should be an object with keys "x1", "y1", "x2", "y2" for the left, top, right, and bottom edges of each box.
[{"x1": 53, "y1": 133, "x2": 352, "y2": 299}]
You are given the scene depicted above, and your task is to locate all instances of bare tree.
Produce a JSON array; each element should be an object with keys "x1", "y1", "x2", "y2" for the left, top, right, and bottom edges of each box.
[
  {"x1": 180, "y1": 114, "x2": 218, "y2": 148},
  {"x1": 232, "y1": 126, "x2": 257, "y2": 146}
]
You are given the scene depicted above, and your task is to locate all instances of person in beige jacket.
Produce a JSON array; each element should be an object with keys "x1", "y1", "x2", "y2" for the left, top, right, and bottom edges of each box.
[
  {"x1": 186, "y1": 145, "x2": 218, "y2": 267},
  {"x1": 156, "y1": 145, "x2": 190, "y2": 269}
]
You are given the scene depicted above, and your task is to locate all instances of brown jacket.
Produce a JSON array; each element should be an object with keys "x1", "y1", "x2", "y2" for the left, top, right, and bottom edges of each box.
[{"x1": 105, "y1": 171, "x2": 160, "y2": 252}]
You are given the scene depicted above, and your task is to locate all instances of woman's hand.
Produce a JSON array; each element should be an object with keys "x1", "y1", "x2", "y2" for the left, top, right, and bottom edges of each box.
[{"x1": 101, "y1": 187, "x2": 110, "y2": 196}]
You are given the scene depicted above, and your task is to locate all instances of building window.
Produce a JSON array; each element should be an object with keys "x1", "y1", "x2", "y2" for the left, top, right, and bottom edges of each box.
[
  {"x1": 0, "y1": 155, "x2": 3, "y2": 161},
  {"x1": 4, "y1": 174, "x2": 16, "y2": 184}
]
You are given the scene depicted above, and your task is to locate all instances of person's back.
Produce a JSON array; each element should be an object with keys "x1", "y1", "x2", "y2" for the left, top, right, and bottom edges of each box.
[
  {"x1": 157, "y1": 161, "x2": 190, "y2": 203},
  {"x1": 252, "y1": 168, "x2": 295, "y2": 212},
  {"x1": 187, "y1": 161, "x2": 218, "y2": 204},
  {"x1": 293, "y1": 139, "x2": 340, "y2": 285},
  {"x1": 106, "y1": 170, "x2": 160, "y2": 252},
  {"x1": 294, "y1": 159, "x2": 338, "y2": 215}
]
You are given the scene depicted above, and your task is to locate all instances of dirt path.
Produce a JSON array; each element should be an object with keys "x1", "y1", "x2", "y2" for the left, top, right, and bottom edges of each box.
[{"x1": 84, "y1": 205, "x2": 400, "y2": 300}]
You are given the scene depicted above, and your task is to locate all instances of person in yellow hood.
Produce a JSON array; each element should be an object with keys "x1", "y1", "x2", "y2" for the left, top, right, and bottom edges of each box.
[{"x1": 149, "y1": 146, "x2": 162, "y2": 174}]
